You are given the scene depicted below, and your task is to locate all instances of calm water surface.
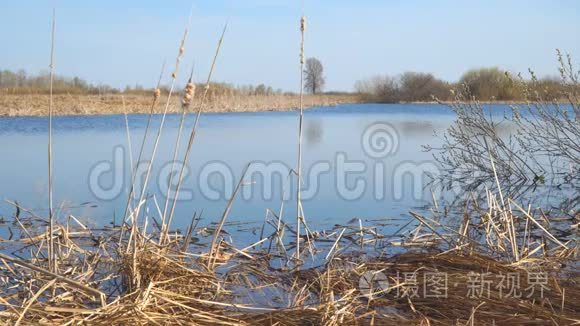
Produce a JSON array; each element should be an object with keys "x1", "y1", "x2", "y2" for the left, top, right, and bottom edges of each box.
[{"x1": 1, "y1": 104, "x2": 509, "y2": 242}]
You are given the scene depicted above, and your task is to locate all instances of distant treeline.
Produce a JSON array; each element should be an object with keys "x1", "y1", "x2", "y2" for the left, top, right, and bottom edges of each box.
[
  {"x1": 0, "y1": 69, "x2": 121, "y2": 95},
  {"x1": 355, "y1": 67, "x2": 566, "y2": 102},
  {"x1": 0, "y1": 69, "x2": 295, "y2": 97},
  {"x1": 5, "y1": 67, "x2": 564, "y2": 102}
]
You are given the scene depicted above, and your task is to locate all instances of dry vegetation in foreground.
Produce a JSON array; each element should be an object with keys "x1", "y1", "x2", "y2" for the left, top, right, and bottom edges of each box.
[
  {"x1": 0, "y1": 93, "x2": 360, "y2": 116},
  {"x1": 0, "y1": 189, "x2": 578, "y2": 325},
  {"x1": 1, "y1": 5, "x2": 578, "y2": 325}
]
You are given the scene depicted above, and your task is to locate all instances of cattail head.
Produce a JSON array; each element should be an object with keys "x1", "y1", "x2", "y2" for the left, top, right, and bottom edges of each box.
[
  {"x1": 181, "y1": 82, "x2": 196, "y2": 108},
  {"x1": 300, "y1": 16, "x2": 306, "y2": 65}
]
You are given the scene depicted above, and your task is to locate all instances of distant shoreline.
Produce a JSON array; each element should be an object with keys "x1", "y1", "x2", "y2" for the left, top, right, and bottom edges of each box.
[
  {"x1": 0, "y1": 94, "x2": 361, "y2": 117},
  {"x1": 407, "y1": 100, "x2": 544, "y2": 105},
  {"x1": 0, "y1": 94, "x2": 542, "y2": 117}
]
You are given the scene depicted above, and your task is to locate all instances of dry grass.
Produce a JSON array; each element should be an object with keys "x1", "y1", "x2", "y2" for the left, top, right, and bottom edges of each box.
[
  {"x1": 0, "y1": 189, "x2": 577, "y2": 325},
  {"x1": 0, "y1": 93, "x2": 360, "y2": 116},
  {"x1": 1, "y1": 6, "x2": 578, "y2": 326}
]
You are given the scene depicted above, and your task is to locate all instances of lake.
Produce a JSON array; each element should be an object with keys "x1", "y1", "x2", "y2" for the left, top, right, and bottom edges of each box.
[{"x1": 0, "y1": 103, "x2": 505, "y2": 243}]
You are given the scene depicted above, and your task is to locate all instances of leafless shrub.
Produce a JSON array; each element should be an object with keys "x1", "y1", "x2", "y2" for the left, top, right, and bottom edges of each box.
[
  {"x1": 400, "y1": 71, "x2": 451, "y2": 102},
  {"x1": 427, "y1": 51, "x2": 580, "y2": 209},
  {"x1": 355, "y1": 72, "x2": 451, "y2": 103},
  {"x1": 458, "y1": 67, "x2": 518, "y2": 101},
  {"x1": 354, "y1": 74, "x2": 402, "y2": 103}
]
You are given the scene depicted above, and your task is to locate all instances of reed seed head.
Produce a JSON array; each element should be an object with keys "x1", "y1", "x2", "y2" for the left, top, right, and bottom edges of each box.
[
  {"x1": 181, "y1": 82, "x2": 196, "y2": 108},
  {"x1": 300, "y1": 16, "x2": 306, "y2": 65}
]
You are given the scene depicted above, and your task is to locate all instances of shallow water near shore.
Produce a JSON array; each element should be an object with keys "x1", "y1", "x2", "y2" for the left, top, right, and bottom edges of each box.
[{"x1": 0, "y1": 103, "x2": 520, "y2": 244}]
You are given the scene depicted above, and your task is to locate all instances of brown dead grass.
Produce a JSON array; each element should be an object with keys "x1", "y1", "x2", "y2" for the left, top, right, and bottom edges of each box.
[
  {"x1": 0, "y1": 194, "x2": 578, "y2": 325},
  {"x1": 0, "y1": 93, "x2": 360, "y2": 116}
]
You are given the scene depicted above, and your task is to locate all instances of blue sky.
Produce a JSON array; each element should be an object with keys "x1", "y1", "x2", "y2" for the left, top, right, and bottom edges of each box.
[{"x1": 1, "y1": 1, "x2": 579, "y2": 91}]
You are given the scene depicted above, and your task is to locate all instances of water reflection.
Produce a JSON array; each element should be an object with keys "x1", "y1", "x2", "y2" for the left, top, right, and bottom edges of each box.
[{"x1": 305, "y1": 119, "x2": 323, "y2": 146}]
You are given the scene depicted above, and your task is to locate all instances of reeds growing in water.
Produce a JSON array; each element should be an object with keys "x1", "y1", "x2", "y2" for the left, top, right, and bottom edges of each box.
[
  {"x1": 0, "y1": 186, "x2": 578, "y2": 324},
  {"x1": 0, "y1": 5, "x2": 578, "y2": 326}
]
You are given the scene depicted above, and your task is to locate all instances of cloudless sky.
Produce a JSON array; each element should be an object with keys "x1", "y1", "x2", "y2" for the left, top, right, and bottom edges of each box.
[{"x1": 1, "y1": 0, "x2": 579, "y2": 92}]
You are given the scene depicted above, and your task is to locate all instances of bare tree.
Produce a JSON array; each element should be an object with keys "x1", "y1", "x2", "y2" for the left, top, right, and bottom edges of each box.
[{"x1": 304, "y1": 57, "x2": 325, "y2": 94}]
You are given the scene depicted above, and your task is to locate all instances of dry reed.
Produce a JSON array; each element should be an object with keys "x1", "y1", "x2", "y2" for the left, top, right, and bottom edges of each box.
[
  {"x1": 295, "y1": 15, "x2": 306, "y2": 262},
  {"x1": 0, "y1": 189, "x2": 577, "y2": 325},
  {"x1": 160, "y1": 66, "x2": 197, "y2": 240},
  {"x1": 47, "y1": 8, "x2": 56, "y2": 274},
  {"x1": 1, "y1": 5, "x2": 578, "y2": 326},
  {"x1": 118, "y1": 12, "x2": 193, "y2": 246},
  {"x1": 162, "y1": 22, "x2": 229, "y2": 245},
  {"x1": 0, "y1": 93, "x2": 359, "y2": 116}
]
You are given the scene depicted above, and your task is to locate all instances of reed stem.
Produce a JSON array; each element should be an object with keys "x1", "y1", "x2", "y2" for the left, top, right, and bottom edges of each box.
[
  {"x1": 122, "y1": 62, "x2": 165, "y2": 217},
  {"x1": 295, "y1": 15, "x2": 306, "y2": 261},
  {"x1": 160, "y1": 66, "x2": 195, "y2": 239},
  {"x1": 163, "y1": 23, "x2": 228, "y2": 244},
  {"x1": 122, "y1": 96, "x2": 135, "y2": 185},
  {"x1": 47, "y1": 9, "x2": 56, "y2": 273},
  {"x1": 119, "y1": 14, "x2": 192, "y2": 247}
]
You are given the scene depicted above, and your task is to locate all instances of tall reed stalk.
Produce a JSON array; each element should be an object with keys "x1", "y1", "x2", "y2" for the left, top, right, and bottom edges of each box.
[
  {"x1": 207, "y1": 163, "x2": 251, "y2": 270},
  {"x1": 119, "y1": 14, "x2": 192, "y2": 247},
  {"x1": 122, "y1": 97, "x2": 134, "y2": 184},
  {"x1": 47, "y1": 9, "x2": 56, "y2": 273},
  {"x1": 161, "y1": 23, "x2": 228, "y2": 244},
  {"x1": 160, "y1": 66, "x2": 195, "y2": 237},
  {"x1": 295, "y1": 16, "x2": 306, "y2": 260},
  {"x1": 122, "y1": 63, "x2": 165, "y2": 215}
]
